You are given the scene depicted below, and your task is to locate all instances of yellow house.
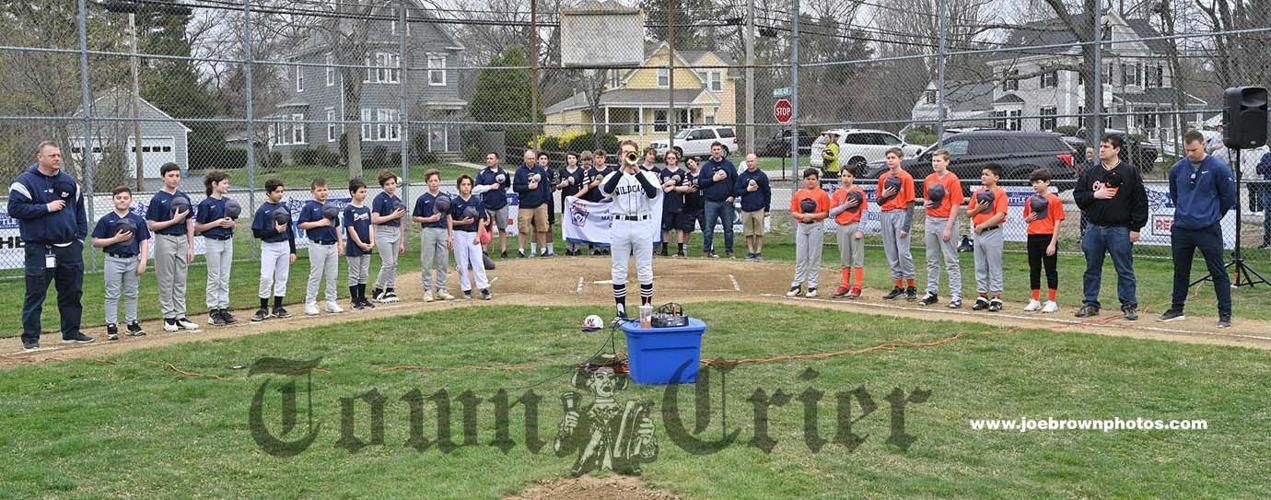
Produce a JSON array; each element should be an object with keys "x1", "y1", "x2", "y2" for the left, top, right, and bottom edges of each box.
[{"x1": 543, "y1": 42, "x2": 736, "y2": 147}]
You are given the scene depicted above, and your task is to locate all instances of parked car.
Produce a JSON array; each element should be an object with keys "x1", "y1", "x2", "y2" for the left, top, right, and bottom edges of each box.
[
  {"x1": 1067, "y1": 128, "x2": 1160, "y2": 173},
  {"x1": 756, "y1": 128, "x2": 815, "y2": 156},
  {"x1": 649, "y1": 126, "x2": 738, "y2": 159},
  {"x1": 862, "y1": 130, "x2": 1078, "y2": 193},
  {"x1": 810, "y1": 129, "x2": 925, "y2": 175}
]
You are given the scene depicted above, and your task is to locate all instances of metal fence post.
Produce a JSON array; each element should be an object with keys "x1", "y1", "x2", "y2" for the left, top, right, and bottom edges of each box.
[
  {"x1": 243, "y1": 0, "x2": 257, "y2": 258},
  {"x1": 788, "y1": 0, "x2": 799, "y2": 189},
  {"x1": 936, "y1": 0, "x2": 947, "y2": 147},
  {"x1": 399, "y1": 0, "x2": 410, "y2": 204},
  {"x1": 77, "y1": 0, "x2": 97, "y2": 272},
  {"x1": 1091, "y1": 0, "x2": 1104, "y2": 145}
]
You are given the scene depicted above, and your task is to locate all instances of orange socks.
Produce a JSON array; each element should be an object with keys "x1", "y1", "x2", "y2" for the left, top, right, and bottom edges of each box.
[
  {"x1": 841, "y1": 267, "x2": 851, "y2": 287},
  {"x1": 894, "y1": 279, "x2": 903, "y2": 288},
  {"x1": 906, "y1": 279, "x2": 915, "y2": 288},
  {"x1": 1048, "y1": 288, "x2": 1057, "y2": 301},
  {"x1": 1032, "y1": 289, "x2": 1041, "y2": 301},
  {"x1": 854, "y1": 268, "x2": 864, "y2": 288}
]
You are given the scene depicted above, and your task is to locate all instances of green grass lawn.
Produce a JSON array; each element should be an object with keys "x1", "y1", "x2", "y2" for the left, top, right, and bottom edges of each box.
[
  {"x1": 3, "y1": 222, "x2": 1271, "y2": 337},
  {"x1": 221, "y1": 163, "x2": 481, "y2": 190},
  {"x1": 2, "y1": 303, "x2": 1268, "y2": 497}
]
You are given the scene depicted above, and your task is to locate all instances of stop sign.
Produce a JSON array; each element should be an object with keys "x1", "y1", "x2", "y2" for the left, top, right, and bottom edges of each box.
[{"x1": 773, "y1": 98, "x2": 793, "y2": 124}]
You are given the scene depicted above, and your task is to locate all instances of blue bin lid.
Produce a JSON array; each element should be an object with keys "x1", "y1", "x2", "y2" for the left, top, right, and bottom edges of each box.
[{"x1": 620, "y1": 317, "x2": 706, "y2": 335}]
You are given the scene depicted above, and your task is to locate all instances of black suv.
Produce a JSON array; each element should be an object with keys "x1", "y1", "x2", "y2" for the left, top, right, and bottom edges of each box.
[
  {"x1": 863, "y1": 131, "x2": 1077, "y2": 189},
  {"x1": 757, "y1": 129, "x2": 815, "y2": 156}
]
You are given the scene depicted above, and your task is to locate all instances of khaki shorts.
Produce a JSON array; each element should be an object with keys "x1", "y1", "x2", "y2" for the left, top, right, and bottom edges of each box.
[
  {"x1": 741, "y1": 210, "x2": 766, "y2": 237},
  {"x1": 518, "y1": 204, "x2": 549, "y2": 235}
]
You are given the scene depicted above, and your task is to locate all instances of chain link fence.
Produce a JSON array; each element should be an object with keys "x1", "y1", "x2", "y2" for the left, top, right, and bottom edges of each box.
[{"x1": 1, "y1": 0, "x2": 1268, "y2": 272}]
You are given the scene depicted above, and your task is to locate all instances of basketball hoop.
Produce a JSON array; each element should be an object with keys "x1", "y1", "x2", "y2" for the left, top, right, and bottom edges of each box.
[{"x1": 560, "y1": 1, "x2": 646, "y2": 68}]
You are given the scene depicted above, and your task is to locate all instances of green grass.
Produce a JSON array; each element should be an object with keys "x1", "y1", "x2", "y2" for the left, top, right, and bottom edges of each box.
[
  {"x1": 221, "y1": 163, "x2": 481, "y2": 190},
  {"x1": 2, "y1": 304, "x2": 1269, "y2": 497},
  {"x1": 4, "y1": 222, "x2": 1271, "y2": 337}
]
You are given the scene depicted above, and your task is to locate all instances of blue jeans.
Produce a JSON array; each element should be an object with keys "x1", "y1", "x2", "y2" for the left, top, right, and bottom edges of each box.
[
  {"x1": 702, "y1": 200, "x2": 735, "y2": 255},
  {"x1": 1081, "y1": 224, "x2": 1137, "y2": 309},
  {"x1": 23, "y1": 241, "x2": 85, "y2": 343},
  {"x1": 1171, "y1": 225, "x2": 1231, "y2": 316}
]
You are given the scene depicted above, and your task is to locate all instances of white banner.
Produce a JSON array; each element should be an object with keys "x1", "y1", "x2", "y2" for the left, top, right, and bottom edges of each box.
[{"x1": 562, "y1": 195, "x2": 663, "y2": 245}]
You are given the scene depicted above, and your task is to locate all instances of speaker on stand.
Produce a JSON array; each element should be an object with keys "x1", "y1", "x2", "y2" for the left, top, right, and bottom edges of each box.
[{"x1": 1192, "y1": 86, "x2": 1270, "y2": 288}]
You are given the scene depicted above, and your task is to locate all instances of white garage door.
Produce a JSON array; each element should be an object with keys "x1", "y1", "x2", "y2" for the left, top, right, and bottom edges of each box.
[{"x1": 127, "y1": 137, "x2": 176, "y2": 179}]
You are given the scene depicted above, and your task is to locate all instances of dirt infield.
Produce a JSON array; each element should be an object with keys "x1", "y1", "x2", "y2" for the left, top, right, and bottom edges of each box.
[
  {"x1": 506, "y1": 475, "x2": 679, "y2": 500},
  {"x1": 4, "y1": 256, "x2": 1270, "y2": 367}
]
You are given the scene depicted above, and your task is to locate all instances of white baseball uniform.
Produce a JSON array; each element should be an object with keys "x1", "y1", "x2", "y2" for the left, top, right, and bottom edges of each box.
[{"x1": 602, "y1": 168, "x2": 661, "y2": 315}]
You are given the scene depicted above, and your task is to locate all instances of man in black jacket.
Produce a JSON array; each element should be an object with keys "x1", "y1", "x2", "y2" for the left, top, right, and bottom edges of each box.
[{"x1": 1072, "y1": 134, "x2": 1149, "y2": 320}]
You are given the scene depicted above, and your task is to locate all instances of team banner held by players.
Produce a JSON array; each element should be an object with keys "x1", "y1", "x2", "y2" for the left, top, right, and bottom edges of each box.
[{"x1": 562, "y1": 195, "x2": 662, "y2": 246}]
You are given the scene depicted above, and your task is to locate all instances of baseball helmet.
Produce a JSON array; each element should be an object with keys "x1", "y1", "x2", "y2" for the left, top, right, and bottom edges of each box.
[
  {"x1": 926, "y1": 183, "x2": 947, "y2": 205},
  {"x1": 434, "y1": 194, "x2": 451, "y2": 213},
  {"x1": 462, "y1": 205, "x2": 480, "y2": 221},
  {"x1": 884, "y1": 175, "x2": 903, "y2": 194},
  {"x1": 846, "y1": 190, "x2": 864, "y2": 212},
  {"x1": 582, "y1": 314, "x2": 605, "y2": 332},
  {"x1": 272, "y1": 206, "x2": 291, "y2": 225},
  {"x1": 392, "y1": 200, "x2": 407, "y2": 214},
  {"x1": 170, "y1": 195, "x2": 191, "y2": 217},
  {"x1": 483, "y1": 253, "x2": 496, "y2": 270},
  {"x1": 224, "y1": 198, "x2": 242, "y2": 219},
  {"x1": 976, "y1": 189, "x2": 995, "y2": 207},
  {"x1": 113, "y1": 217, "x2": 137, "y2": 236},
  {"x1": 495, "y1": 173, "x2": 507, "y2": 184},
  {"x1": 1029, "y1": 194, "x2": 1049, "y2": 217},
  {"x1": 799, "y1": 197, "x2": 818, "y2": 214},
  {"x1": 322, "y1": 202, "x2": 341, "y2": 221}
]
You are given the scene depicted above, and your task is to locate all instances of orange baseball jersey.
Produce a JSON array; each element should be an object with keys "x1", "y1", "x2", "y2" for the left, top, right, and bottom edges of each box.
[
  {"x1": 790, "y1": 187, "x2": 832, "y2": 221},
  {"x1": 830, "y1": 185, "x2": 866, "y2": 225},
  {"x1": 1024, "y1": 192, "x2": 1066, "y2": 235},
  {"x1": 923, "y1": 171, "x2": 964, "y2": 218},
  {"x1": 967, "y1": 186, "x2": 1008, "y2": 226},
  {"x1": 877, "y1": 169, "x2": 915, "y2": 211}
]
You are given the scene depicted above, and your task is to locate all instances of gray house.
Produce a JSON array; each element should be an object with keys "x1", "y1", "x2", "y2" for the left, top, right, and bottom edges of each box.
[
  {"x1": 267, "y1": 1, "x2": 467, "y2": 163},
  {"x1": 69, "y1": 88, "x2": 191, "y2": 179}
]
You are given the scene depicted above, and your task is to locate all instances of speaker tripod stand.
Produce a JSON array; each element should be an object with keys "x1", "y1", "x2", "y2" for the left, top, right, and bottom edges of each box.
[{"x1": 1191, "y1": 149, "x2": 1270, "y2": 288}]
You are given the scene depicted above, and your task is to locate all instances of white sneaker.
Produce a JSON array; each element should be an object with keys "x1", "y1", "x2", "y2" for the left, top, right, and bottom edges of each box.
[
  {"x1": 325, "y1": 301, "x2": 344, "y2": 314},
  {"x1": 176, "y1": 318, "x2": 200, "y2": 331},
  {"x1": 437, "y1": 290, "x2": 454, "y2": 301},
  {"x1": 163, "y1": 319, "x2": 180, "y2": 332},
  {"x1": 423, "y1": 291, "x2": 434, "y2": 303},
  {"x1": 1042, "y1": 301, "x2": 1059, "y2": 313},
  {"x1": 1024, "y1": 300, "x2": 1042, "y2": 312},
  {"x1": 806, "y1": 288, "x2": 819, "y2": 298},
  {"x1": 304, "y1": 303, "x2": 320, "y2": 316}
]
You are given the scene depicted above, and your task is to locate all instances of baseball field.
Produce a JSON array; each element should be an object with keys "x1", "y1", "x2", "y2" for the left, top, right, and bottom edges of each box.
[{"x1": 3, "y1": 237, "x2": 1271, "y2": 498}]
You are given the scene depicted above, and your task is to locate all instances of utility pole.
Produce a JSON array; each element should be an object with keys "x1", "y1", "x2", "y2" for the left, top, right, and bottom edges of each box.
[
  {"x1": 530, "y1": 0, "x2": 539, "y2": 134},
  {"x1": 935, "y1": 0, "x2": 947, "y2": 146},
  {"x1": 667, "y1": 0, "x2": 675, "y2": 151},
  {"x1": 788, "y1": 0, "x2": 799, "y2": 186},
  {"x1": 130, "y1": 12, "x2": 144, "y2": 189},
  {"x1": 744, "y1": 0, "x2": 755, "y2": 154}
]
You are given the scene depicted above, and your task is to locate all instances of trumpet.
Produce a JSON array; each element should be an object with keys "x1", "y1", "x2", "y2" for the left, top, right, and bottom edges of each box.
[{"x1": 624, "y1": 150, "x2": 639, "y2": 165}]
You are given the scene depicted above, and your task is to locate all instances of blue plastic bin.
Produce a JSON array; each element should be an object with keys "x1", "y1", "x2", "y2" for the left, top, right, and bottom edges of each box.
[{"x1": 621, "y1": 317, "x2": 707, "y2": 385}]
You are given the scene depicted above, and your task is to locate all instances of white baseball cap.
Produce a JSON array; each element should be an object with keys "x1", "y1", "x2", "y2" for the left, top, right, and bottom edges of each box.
[{"x1": 582, "y1": 314, "x2": 605, "y2": 332}]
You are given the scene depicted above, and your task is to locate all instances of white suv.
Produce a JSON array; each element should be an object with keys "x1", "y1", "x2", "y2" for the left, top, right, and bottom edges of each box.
[
  {"x1": 649, "y1": 126, "x2": 738, "y2": 159},
  {"x1": 810, "y1": 129, "x2": 925, "y2": 174}
]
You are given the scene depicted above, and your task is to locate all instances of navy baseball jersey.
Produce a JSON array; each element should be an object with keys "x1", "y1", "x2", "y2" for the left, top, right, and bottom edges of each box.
[
  {"x1": 196, "y1": 196, "x2": 233, "y2": 240},
  {"x1": 449, "y1": 194, "x2": 487, "y2": 232},
  {"x1": 251, "y1": 201, "x2": 292, "y2": 243},
  {"x1": 559, "y1": 166, "x2": 585, "y2": 199},
  {"x1": 92, "y1": 211, "x2": 151, "y2": 257},
  {"x1": 343, "y1": 204, "x2": 373, "y2": 257},
  {"x1": 581, "y1": 166, "x2": 613, "y2": 202},
  {"x1": 413, "y1": 191, "x2": 449, "y2": 229},
  {"x1": 372, "y1": 192, "x2": 403, "y2": 227},
  {"x1": 146, "y1": 190, "x2": 193, "y2": 236},
  {"x1": 659, "y1": 166, "x2": 686, "y2": 214},
  {"x1": 299, "y1": 200, "x2": 339, "y2": 243},
  {"x1": 475, "y1": 167, "x2": 510, "y2": 210}
]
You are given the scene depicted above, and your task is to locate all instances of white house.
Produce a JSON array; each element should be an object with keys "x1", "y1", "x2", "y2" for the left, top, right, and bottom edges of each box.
[{"x1": 69, "y1": 88, "x2": 192, "y2": 179}]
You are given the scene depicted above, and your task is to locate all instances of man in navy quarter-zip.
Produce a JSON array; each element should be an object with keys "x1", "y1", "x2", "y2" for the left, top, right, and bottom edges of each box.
[
  {"x1": 698, "y1": 142, "x2": 739, "y2": 258},
  {"x1": 1159, "y1": 130, "x2": 1236, "y2": 328},
  {"x1": 8, "y1": 141, "x2": 92, "y2": 351}
]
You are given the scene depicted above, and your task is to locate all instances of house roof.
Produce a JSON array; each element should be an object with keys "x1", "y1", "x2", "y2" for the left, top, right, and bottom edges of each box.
[
  {"x1": 289, "y1": 0, "x2": 463, "y2": 59},
  {"x1": 1114, "y1": 88, "x2": 1207, "y2": 106},
  {"x1": 544, "y1": 88, "x2": 707, "y2": 115},
  {"x1": 71, "y1": 88, "x2": 192, "y2": 133},
  {"x1": 990, "y1": 12, "x2": 1167, "y2": 61},
  {"x1": 562, "y1": 0, "x2": 639, "y2": 14},
  {"x1": 993, "y1": 93, "x2": 1025, "y2": 104}
]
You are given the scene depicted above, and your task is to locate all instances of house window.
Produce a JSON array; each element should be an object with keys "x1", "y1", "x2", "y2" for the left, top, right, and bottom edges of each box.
[
  {"x1": 656, "y1": 68, "x2": 669, "y2": 87},
  {"x1": 705, "y1": 115, "x2": 715, "y2": 124},
  {"x1": 1141, "y1": 112, "x2": 1158, "y2": 130},
  {"x1": 1107, "y1": 62, "x2": 1115, "y2": 84},
  {"x1": 326, "y1": 109, "x2": 336, "y2": 142},
  {"x1": 653, "y1": 109, "x2": 668, "y2": 132},
  {"x1": 1040, "y1": 107, "x2": 1057, "y2": 131},
  {"x1": 993, "y1": 110, "x2": 1007, "y2": 129},
  {"x1": 707, "y1": 71, "x2": 722, "y2": 91},
  {"x1": 376, "y1": 109, "x2": 400, "y2": 141},
  {"x1": 1004, "y1": 69, "x2": 1019, "y2": 91},
  {"x1": 1154, "y1": 64, "x2": 1164, "y2": 87},
  {"x1": 291, "y1": 113, "x2": 305, "y2": 144},
  {"x1": 1078, "y1": 106, "x2": 1085, "y2": 128},
  {"x1": 1007, "y1": 110, "x2": 1021, "y2": 131},
  {"x1": 427, "y1": 54, "x2": 447, "y2": 86},
  {"x1": 296, "y1": 65, "x2": 304, "y2": 92},
  {"x1": 361, "y1": 109, "x2": 373, "y2": 139},
  {"x1": 364, "y1": 57, "x2": 372, "y2": 83},
  {"x1": 1103, "y1": 106, "x2": 1113, "y2": 129},
  {"x1": 375, "y1": 52, "x2": 400, "y2": 84},
  {"x1": 925, "y1": 90, "x2": 937, "y2": 104},
  {"x1": 325, "y1": 54, "x2": 335, "y2": 86},
  {"x1": 1041, "y1": 70, "x2": 1058, "y2": 89}
]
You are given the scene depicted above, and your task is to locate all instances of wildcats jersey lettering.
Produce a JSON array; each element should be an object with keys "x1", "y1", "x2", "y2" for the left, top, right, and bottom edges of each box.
[{"x1": 603, "y1": 170, "x2": 660, "y2": 217}]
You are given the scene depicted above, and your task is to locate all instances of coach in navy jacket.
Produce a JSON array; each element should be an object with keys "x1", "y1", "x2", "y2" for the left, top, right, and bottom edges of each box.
[
  {"x1": 1164, "y1": 131, "x2": 1237, "y2": 327},
  {"x1": 7, "y1": 142, "x2": 91, "y2": 349},
  {"x1": 697, "y1": 143, "x2": 739, "y2": 257}
]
